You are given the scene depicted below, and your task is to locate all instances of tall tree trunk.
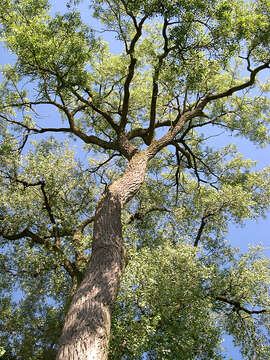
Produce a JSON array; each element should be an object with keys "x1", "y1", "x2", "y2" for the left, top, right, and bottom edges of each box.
[{"x1": 56, "y1": 151, "x2": 149, "y2": 360}]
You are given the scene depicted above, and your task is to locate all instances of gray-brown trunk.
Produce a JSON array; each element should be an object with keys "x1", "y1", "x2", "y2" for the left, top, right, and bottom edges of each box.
[{"x1": 56, "y1": 151, "x2": 149, "y2": 360}]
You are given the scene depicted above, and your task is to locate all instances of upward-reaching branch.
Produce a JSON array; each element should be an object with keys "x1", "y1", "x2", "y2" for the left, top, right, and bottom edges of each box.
[
  {"x1": 71, "y1": 88, "x2": 120, "y2": 133},
  {"x1": 146, "y1": 15, "x2": 171, "y2": 145},
  {"x1": 40, "y1": 182, "x2": 61, "y2": 247},
  {"x1": 199, "y1": 62, "x2": 270, "y2": 109},
  {"x1": 147, "y1": 108, "x2": 204, "y2": 158},
  {"x1": 119, "y1": 15, "x2": 147, "y2": 130},
  {"x1": 73, "y1": 216, "x2": 94, "y2": 264}
]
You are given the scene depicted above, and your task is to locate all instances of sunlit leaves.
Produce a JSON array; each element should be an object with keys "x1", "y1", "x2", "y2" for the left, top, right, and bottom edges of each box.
[
  {"x1": 0, "y1": 0, "x2": 98, "y2": 89},
  {"x1": 0, "y1": 0, "x2": 269, "y2": 358},
  {"x1": 110, "y1": 244, "x2": 270, "y2": 359}
]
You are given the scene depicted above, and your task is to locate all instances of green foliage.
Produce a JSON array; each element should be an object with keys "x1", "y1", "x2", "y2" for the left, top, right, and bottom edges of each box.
[
  {"x1": 0, "y1": 0, "x2": 270, "y2": 359},
  {"x1": 110, "y1": 243, "x2": 222, "y2": 359},
  {"x1": 110, "y1": 244, "x2": 270, "y2": 359},
  {"x1": 0, "y1": 0, "x2": 99, "y2": 92}
]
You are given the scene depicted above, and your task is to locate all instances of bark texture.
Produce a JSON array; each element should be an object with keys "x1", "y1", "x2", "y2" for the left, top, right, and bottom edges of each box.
[{"x1": 56, "y1": 151, "x2": 149, "y2": 360}]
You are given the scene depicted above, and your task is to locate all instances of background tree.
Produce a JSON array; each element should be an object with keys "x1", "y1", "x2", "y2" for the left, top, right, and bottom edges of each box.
[{"x1": 0, "y1": 0, "x2": 270, "y2": 359}]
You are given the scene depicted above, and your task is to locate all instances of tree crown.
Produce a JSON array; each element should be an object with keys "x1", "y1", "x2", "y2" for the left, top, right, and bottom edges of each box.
[{"x1": 0, "y1": 0, "x2": 270, "y2": 359}]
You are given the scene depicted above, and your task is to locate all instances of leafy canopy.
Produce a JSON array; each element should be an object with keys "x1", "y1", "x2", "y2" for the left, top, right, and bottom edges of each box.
[{"x1": 0, "y1": 0, "x2": 270, "y2": 359}]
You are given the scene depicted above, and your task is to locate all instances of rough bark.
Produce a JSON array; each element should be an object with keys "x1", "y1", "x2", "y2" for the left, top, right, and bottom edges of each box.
[{"x1": 56, "y1": 151, "x2": 149, "y2": 360}]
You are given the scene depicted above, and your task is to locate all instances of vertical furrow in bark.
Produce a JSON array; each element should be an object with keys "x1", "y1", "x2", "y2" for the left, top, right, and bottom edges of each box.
[{"x1": 56, "y1": 152, "x2": 149, "y2": 360}]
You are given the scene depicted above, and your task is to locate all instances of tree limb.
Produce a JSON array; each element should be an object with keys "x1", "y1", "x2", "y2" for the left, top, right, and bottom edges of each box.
[
  {"x1": 216, "y1": 295, "x2": 268, "y2": 315},
  {"x1": 40, "y1": 182, "x2": 61, "y2": 247},
  {"x1": 199, "y1": 62, "x2": 270, "y2": 109},
  {"x1": 146, "y1": 16, "x2": 171, "y2": 144},
  {"x1": 73, "y1": 87, "x2": 120, "y2": 133},
  {"x1": 119, "y1": 15, "x2": 147, "y2": 130},
  {"x1": 127, "y1": 207, "x2": 170, "y2": 224},
  {"x1": 193, "y1": 212, "x2": 216, "y2": 247},
  {"x1": 0, "y1": 226, "x2": 78, "y2": 279}
]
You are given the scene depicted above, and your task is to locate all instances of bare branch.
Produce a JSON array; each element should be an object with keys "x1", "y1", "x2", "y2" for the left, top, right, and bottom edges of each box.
[
  {"x1": 147, "y1": 108, "x2": 203, "y2": 158},
  {"x1": 183, "y1": 86, "x2": 189, "y2": 113},
  {"x1": 73, "y1": 216, "x2": 94, "y2": 266},
  {"x1": 119, "y1": 15, "x2": 147, "y2": 130},
  {"x1": 171, "y1": 141, "x2": 193, "y2": 203},
  {"x1": 199, "y1": 62, "x2": 270, "y2": 109},
  {"x1": 70, "y1": 88, "x2": 119, "y2": 133},
  {"x1": 0, "y1": 228, "x2": 44, "y2": 244},
  {"x1": 87, "y1": 154, "x2": 121, "y2": 174},
  {"x1": 8, "y1": 176, "x2": 44, "y2": 189},
  {"x1": 216, "y1": 295, "x2": 268, "y2": 315},
  {"x1": 193, "y1": 212, "x2": 216, "y2": 247},
  {"x1": 179, "y1": 140, "x2": 213, "y2": 187},
  {"x1": 171, "y1": 141, "x2": 193, "y2": 168},
  {"x1": 146, "y1": 16, "x2": 171, "y2": 144},
  {"x1": 0, "y1": 226, "x2": 78, "y2": 279},
  {"x1": 127, "y1": 207, "x2": 171, "y2": 224},
  {"x1": 73, "y1": 217, "x2": 94, "y2": 243},
  {"x1": 40, "y1": 182, "x2": 61, "y2": 247},
  {"x1": 1, "y1": 115, "x2": 72, "y2": 134},
  {"x1": 1, "y1": 106, "x2": 119, "y2": 152}
]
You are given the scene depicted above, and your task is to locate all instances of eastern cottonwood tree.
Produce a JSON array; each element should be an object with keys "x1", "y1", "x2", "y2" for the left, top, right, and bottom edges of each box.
[{"x1": 0, "y1": 0, "x2": 270, "y2": 359}]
